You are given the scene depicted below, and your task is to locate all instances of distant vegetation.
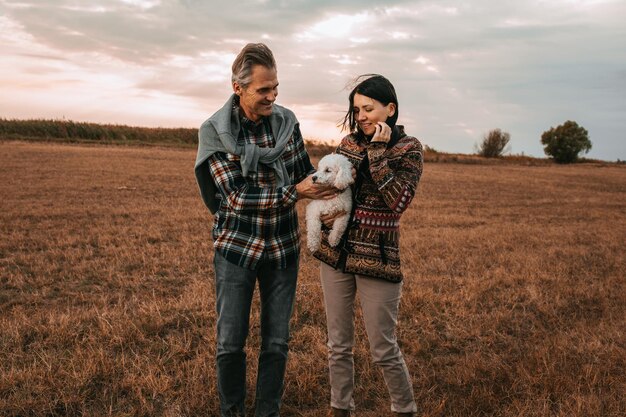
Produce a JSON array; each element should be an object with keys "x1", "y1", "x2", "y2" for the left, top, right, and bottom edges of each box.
[
  {"x1": 476, "y1": 128, "x2": 511, "y2": 158},
  {"x1": 0, "y1": 118, "x2": 198, "y2": 147},
  {"x1": 541, "y1": 120, "x2": 592, "y2": 164},
  {"x1": 0, "y1": 118, "x2": 611, "y2": 165}
]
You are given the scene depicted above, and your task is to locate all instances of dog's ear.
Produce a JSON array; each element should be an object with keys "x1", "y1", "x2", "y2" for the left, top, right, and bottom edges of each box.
[{"x1": 334, "y1": 163, "x2": 354, "y2": 190}]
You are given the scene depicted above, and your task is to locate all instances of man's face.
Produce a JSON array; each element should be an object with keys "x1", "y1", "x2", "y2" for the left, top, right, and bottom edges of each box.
[{"x1": 233, "y1": 65, "x2": 279, "y2": 123}]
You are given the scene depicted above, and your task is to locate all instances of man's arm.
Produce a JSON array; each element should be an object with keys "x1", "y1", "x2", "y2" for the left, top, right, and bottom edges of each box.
[
  {"x1": 296, "y1": 175, "x2": 338, "y2": 200},
  {"x1": 208, "y1": 151, "x2": 337, "y2": 213},
  {"x1": 291, "y1": 124, "x2": 316, "y2": 184},
  {"x1": 208, "y1": 152, "x2": 298, "y2": 214},
  {"x1": 290, "y1": 123, "x2": 339, "y2": 201}
]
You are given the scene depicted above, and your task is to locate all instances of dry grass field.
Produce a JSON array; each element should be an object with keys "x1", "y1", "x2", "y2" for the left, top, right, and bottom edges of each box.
[{"x1": 1, "y1": 140, "x2": 624, "y2": 417}]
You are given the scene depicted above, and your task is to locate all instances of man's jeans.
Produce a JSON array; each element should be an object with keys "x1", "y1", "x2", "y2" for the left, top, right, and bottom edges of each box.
[{"x1": 213, "y1": 251, "x2": 298, "y2": 417}]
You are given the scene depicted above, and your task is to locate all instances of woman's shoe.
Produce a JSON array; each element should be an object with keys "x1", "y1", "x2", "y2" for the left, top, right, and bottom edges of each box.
[{"x1": 329, "y1": 407, "x2": 350, "y2": 416}]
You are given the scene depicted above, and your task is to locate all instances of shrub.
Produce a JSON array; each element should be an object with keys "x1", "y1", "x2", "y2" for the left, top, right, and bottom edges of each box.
[
  {"x1": 541, "y1": 120, "x2": 591, "y2": 164},
  {"x1": 477, "y1": 129, "x2": 510, "y2": 158},
  {"x1": 423, "y1": 144, "x2": 440, "y2": 154}
]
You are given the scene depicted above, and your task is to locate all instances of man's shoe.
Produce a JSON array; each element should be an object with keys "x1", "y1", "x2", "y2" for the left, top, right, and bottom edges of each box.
[{"x1": 329, "y1": 407, "x2": 350, "y2": 416}]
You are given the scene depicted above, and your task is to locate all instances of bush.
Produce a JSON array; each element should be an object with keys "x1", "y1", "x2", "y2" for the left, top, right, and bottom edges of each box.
[
  {"x1": 423, "y1": 144, "x2": 439, "y2": 154},
  {"x1": 541, "y1": 120, "x2": 591, "y2": 164},
  {"x1": 477, "y1": 129, "x2": 510, "y2": 157}
]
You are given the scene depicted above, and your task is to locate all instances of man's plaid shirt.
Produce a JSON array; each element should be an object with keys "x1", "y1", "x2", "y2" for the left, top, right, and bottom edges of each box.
[{"x1": 207, "y1": 107, "x2": 314, "y2": 270}]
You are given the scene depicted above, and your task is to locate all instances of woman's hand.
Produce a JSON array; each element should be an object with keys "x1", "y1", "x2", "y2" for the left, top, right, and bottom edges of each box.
[
  {"x1": 371, "y1": 122, "x2": 392, "y2": 144},
  {"x1": 321, "y1": 210, "x2": 347, "y2": 228}
]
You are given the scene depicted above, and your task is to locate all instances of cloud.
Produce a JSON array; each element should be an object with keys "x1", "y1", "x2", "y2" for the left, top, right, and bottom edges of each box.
[
  {"x1": 1, "y1": 0, "x2": 625, "y2": 160},
  {"x1": 295, "y1": 13, "x2": 370, "y2": 41}
]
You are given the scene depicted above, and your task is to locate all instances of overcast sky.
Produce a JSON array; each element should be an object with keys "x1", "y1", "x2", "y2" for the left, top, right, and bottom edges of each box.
[{"x1": 1, "y1": 0, "x2": 625, "y2": 160}]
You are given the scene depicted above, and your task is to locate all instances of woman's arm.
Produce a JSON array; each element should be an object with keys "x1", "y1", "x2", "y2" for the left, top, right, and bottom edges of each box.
[{"x1": 367, "y1": 138, "x2": 423, "y2": 213}]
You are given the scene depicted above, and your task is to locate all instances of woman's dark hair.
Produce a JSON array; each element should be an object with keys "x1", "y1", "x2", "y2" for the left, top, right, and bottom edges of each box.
[{"x1": 341, "y1": 74, "x2": 399, "y2": 137}]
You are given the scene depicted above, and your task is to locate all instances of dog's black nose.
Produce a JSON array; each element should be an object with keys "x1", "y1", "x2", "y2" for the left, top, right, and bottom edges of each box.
[{"x1": 312, "y1": 176, "x2": 317, "y2": 183}]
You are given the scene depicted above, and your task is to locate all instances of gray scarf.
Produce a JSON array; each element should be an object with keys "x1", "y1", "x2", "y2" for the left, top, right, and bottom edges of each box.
[{"x1": 194, "y1": 94, "x2": 298, "y2": 214}]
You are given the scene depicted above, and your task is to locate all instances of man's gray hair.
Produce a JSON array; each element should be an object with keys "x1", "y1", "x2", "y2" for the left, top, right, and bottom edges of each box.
[{"x1": 231, "y1": 43, "x2": 276, "y2": 89}]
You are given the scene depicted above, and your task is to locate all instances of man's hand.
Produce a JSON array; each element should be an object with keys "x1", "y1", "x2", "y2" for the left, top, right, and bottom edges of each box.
[
  {"x1": 321, "y1": 210, "x2": 347, "y2": 228},
  {"x1": 296, "y1": 174, "x2": 339, "y2": 200}
]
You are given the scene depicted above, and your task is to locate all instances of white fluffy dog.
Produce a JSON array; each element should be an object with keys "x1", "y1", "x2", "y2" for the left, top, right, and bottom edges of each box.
[{"x1": 306, "y1": 153, "x2": 354, "y2": 252}]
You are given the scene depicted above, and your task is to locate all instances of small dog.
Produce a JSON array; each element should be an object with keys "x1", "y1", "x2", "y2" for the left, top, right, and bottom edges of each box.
[{"x1": 306, "y1": 153, "x2": 354, "y2": 252}]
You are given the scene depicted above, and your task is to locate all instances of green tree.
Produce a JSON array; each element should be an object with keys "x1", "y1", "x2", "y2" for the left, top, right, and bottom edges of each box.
[
  {"x1": 541, "y1": 120, "x2": 591, "y2": 163},
  {"x1": 477, "y1": 128, "x2": 510, "y2": 157}
]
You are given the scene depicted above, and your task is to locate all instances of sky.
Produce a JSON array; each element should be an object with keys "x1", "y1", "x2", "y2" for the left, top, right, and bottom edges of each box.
[{"x1": 1, "y1": 0, "x2": 625, "y2": 160}]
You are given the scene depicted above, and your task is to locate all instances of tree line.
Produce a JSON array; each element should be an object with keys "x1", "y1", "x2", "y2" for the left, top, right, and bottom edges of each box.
[
  {"x1": 1, "y1": 118, "x2": 595, "y2": 163},
  {"x1": 0, "y1": 118, "x2": 198, "y2": 146}
]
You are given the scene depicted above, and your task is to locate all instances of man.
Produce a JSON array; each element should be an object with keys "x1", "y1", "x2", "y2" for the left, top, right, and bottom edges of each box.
[{"x1": 194, "y1": 43, "x2": 337, "y2": 417}]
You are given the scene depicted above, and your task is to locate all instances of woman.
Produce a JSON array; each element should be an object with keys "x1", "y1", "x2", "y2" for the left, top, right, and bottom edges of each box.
[{"x1": 313, "y1": 74, "x2": 423, "y2": 417}]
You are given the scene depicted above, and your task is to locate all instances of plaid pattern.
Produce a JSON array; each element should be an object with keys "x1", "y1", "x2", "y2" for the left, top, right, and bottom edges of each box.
[{"x1": 207, "y1": 108, "x2": 314, "y2": 270}]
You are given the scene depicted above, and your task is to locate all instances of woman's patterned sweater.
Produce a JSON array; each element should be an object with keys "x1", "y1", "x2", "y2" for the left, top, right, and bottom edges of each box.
[{"x1": 313, "y1": 127, "x2": 424, "y2": 282}]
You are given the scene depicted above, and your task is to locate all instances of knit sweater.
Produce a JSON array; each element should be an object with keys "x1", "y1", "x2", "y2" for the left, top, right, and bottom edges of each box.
[
  {"x1": 194, "y1": 94, "x2": 297, "y2": 214},
  {"x1": 313, "y1": 127, "x2": 423, "y2": 282}
]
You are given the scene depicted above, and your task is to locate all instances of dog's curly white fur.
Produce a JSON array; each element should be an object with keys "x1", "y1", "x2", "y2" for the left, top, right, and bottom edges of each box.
[{"x1": 306, "y1": 154, "x2": 354, "y2": 252}]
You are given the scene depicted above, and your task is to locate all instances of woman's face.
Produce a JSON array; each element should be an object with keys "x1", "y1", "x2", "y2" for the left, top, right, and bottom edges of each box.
[{"x1": 352, "y1": 93, "x2": 396, "y2": 136}]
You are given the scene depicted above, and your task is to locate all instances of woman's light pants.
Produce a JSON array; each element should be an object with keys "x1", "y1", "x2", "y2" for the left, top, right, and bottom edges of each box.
[{"x1": 320, "y1": 262, "x2": 417, "y2": 413}]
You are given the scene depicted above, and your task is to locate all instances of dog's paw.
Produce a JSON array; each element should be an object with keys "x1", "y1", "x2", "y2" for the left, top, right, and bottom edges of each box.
[
  {"x1": 307, "y1": 234, "x2": 321, "y2": 252},
  {"x1": 307, "y1": 241, "x2": 320, "y2": 252},
  {"x1": 327, "y1": 232, "x2": 340, "y2": 247}
]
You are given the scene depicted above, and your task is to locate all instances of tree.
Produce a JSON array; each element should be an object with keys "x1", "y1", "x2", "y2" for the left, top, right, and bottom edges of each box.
[
  {"x1": 477, "y1": 128, "x2": 510, "y2": 157},
  {"x1": 541, "y1": 120, "x2": 591, "y2": 163}
]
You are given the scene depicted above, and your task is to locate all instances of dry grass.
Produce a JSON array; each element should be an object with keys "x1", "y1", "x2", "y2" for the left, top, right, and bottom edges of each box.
[{"x1": 1, "y1": 140, "x2": 624, "y2": 417}]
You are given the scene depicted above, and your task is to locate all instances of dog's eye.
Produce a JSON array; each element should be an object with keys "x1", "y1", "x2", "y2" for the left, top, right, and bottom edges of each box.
[{"x1": 325, "y1": 168, "x2": 331, "y2": 172}]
